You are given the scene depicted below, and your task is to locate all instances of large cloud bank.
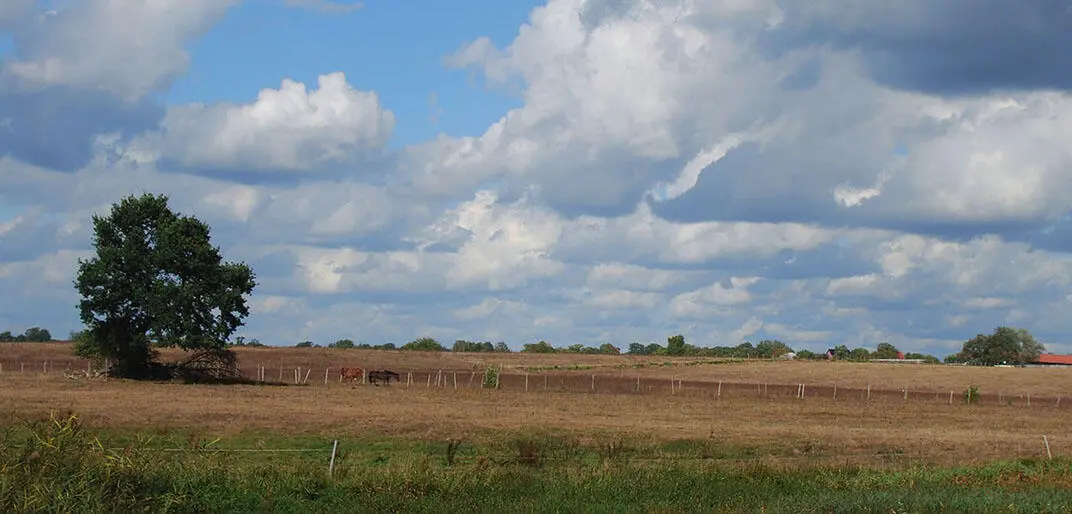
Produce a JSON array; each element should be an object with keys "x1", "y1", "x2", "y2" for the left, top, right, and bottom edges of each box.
[{"x1": 3, "y1": 0, "x2": 1072, "y2": 356}]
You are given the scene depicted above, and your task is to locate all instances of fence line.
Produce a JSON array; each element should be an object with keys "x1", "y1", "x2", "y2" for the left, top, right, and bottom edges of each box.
[
  {"x1": 243, "y1": 364, "x2": 1072, "y2": 410},
  {"x1": 4, "y1": 359, "x2": 1071, "y2": 410},
  {"x1": 0, "y1": 441, "x2": 1061, "y2": 466}
]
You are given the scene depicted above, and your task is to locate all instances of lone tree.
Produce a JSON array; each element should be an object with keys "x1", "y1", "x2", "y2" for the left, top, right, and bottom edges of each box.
[{"x1": 73, "y1": 193, "x2": 256, "y2": 378}]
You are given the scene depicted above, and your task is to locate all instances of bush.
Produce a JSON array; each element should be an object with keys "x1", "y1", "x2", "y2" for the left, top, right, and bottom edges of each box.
[
  {"x1": 963, "y1": 385, "x2": 980, "y2": 404},
  {"x1": 482, "y1": 366, "x2": 500, "y2": 388}
]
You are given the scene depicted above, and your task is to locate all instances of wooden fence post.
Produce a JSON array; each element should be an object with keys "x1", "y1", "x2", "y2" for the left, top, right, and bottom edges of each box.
[
  {"x1": 324, "y1": 368, "x2": 329, "y2": 385},
  {"x1": 328, "y1": 440, "x2": 339, "y2": 476}
]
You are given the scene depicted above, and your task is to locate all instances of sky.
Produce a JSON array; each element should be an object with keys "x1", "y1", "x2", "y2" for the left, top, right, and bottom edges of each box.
[{"x1": 2, "y1": 0, "x2": 1072, "y2": 356}]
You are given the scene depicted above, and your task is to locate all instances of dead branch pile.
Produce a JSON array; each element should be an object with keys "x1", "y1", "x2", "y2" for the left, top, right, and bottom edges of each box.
[
  {"x1": 63, "y1": 363, "x2": 112, "y2": 381},
  {"x1": 171, "y1": 349, "x2": 243, "y2": 382}
]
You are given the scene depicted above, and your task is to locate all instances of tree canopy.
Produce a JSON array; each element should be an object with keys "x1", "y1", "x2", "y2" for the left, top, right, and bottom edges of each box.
[
  {"x1": 522, "y1": 341, "x2": 556, "y2": 353},
  {"x1": 401, "y1": 337, "x2": 446, "y2": 351},
  {"x1": 73, "y1": 193, "x2": 256, "y2": 377},
  {"x1": 873, "y1": 342, "x2": 901, "y2": 360},
  {"x1": 952, "y1": 326, "x2": 1044, "y2": 365},
  {"x1": 0, "y1": 327, "x2": 53, "y2": 342},
  {"x1": 329, "y1": 339, "x2": 356, "y2": 349},
  {"x1": 666, "y1": 334, "x2": 686, "y2": 356}
]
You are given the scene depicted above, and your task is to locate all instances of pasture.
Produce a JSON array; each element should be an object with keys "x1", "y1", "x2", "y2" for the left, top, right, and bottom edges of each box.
[
  {"x1": 4, "y1": 342, "x2": 1072, "y2": 511},
  {"x1": 6, "y1": 341, "x2": 1072, "y2": 395},
  {"x1": 3, "y1": 343, "x2": 1072, "y2": 466}
]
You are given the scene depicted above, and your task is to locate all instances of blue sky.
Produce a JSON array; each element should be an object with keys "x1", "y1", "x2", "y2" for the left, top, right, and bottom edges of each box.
[
  {"x1": 161, "y1": 0, "x2": 539, "y2": 147},
  {"x1": 2, "y1": 0, "x2": 1072, "y2": 356}
]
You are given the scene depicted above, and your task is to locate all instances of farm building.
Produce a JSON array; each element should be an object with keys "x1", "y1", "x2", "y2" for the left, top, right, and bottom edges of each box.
[{"x1": 1032, "y1": 354, "x2": 1072, "y2": 367}]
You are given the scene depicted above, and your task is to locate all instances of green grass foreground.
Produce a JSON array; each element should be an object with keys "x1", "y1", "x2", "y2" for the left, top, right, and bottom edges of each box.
[{"x1": 2, "y1": 414, "x2": 1072, "y2": 513}]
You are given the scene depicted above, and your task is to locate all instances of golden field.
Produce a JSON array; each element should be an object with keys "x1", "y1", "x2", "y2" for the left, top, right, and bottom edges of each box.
[
  {"x1": 4, "y1": 342, "x2": 1072, "y2": 396},
  {"x1": 3, "y1": 342, "x2": 1072, "y2": 469}
]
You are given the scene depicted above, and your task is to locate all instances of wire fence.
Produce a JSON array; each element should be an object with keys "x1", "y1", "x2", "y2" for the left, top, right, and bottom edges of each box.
[
  {"x1": 2, "y1": 358, "x2": 1070, "y2": 409},
  {"x1": 2, "y1": 439, "x2": 1062, "y2": 470}
]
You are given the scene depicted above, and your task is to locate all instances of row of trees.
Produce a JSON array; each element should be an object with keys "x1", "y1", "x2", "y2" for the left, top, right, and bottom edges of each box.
[
  {"x1": 277, "y1": 329, "x2": 1043, "y2": 367},
  {"x1": 520, "y1": 341, "x2": 622, "y2": 354},
  {"x1": 624, "y1": 336, "x2": 795, "y2": 359},
  {"x1": 290, "y1": 338, "x2": 512, "y2": 353},
  {"x1": 0, "y1": 327, "x2": 54, "y2": 342},
  {"x1": 277, "y1": 334, "x2": 944, "y2": 363}
]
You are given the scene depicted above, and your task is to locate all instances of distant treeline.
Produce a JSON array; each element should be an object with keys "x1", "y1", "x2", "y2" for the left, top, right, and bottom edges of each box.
[
  {"x1": 43, "y1": 325, "x2": 1042, "y2": 367},
  {"x1": 269, "y1": 334, "x2": 945, "y2": 363},
  {"x1": 0, "y1": 327, "x2": 54, "y2": 343}
]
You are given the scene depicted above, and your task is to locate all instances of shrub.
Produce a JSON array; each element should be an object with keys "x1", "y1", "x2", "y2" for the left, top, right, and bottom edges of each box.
[
  {"x1": 963, "y1": 385, "x2": 980, "y2": 404},
  {"x1": 482, "y1": 366, "x2": 500, "y2": 388}
]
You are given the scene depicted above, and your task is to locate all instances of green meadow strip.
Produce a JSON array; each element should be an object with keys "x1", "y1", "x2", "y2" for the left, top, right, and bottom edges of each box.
[{"x1": 3, "y1": 414, "x2": 1071, "y2": 513}]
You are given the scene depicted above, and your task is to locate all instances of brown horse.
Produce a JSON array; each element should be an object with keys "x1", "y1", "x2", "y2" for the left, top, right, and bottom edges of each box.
[
  {"x1": 339, "y1": 367, "x2": 364, "y2": 383},
  {"x1": 368, "y1": 370, "x2": 400, "y2": 386}
]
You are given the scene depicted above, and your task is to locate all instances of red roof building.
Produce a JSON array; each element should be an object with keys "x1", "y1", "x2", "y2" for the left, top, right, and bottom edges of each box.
[{"x1": 1036, "y1": 354, "x2": 1072, "y2": 366}]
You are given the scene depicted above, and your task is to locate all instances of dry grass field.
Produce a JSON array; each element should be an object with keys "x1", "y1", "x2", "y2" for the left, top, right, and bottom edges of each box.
[
  {"x1": 2, "y1": 372, "x2": 1071, "y2": 469},
  {"x1": 3, "y1": 342, "x2": 1072, "y2": 471},
  {"x1": 5, "y1": 342, "x2": 1072, "y2": 397}
]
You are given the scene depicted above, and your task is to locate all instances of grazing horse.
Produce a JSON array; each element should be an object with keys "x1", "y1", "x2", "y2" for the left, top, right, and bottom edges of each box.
[
  {"x1": 339, "y1": 367, "x2": 364, "y2": 383},
  {"x1": 368, "y1": 369, "x2": 400, "y2": 386}
]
